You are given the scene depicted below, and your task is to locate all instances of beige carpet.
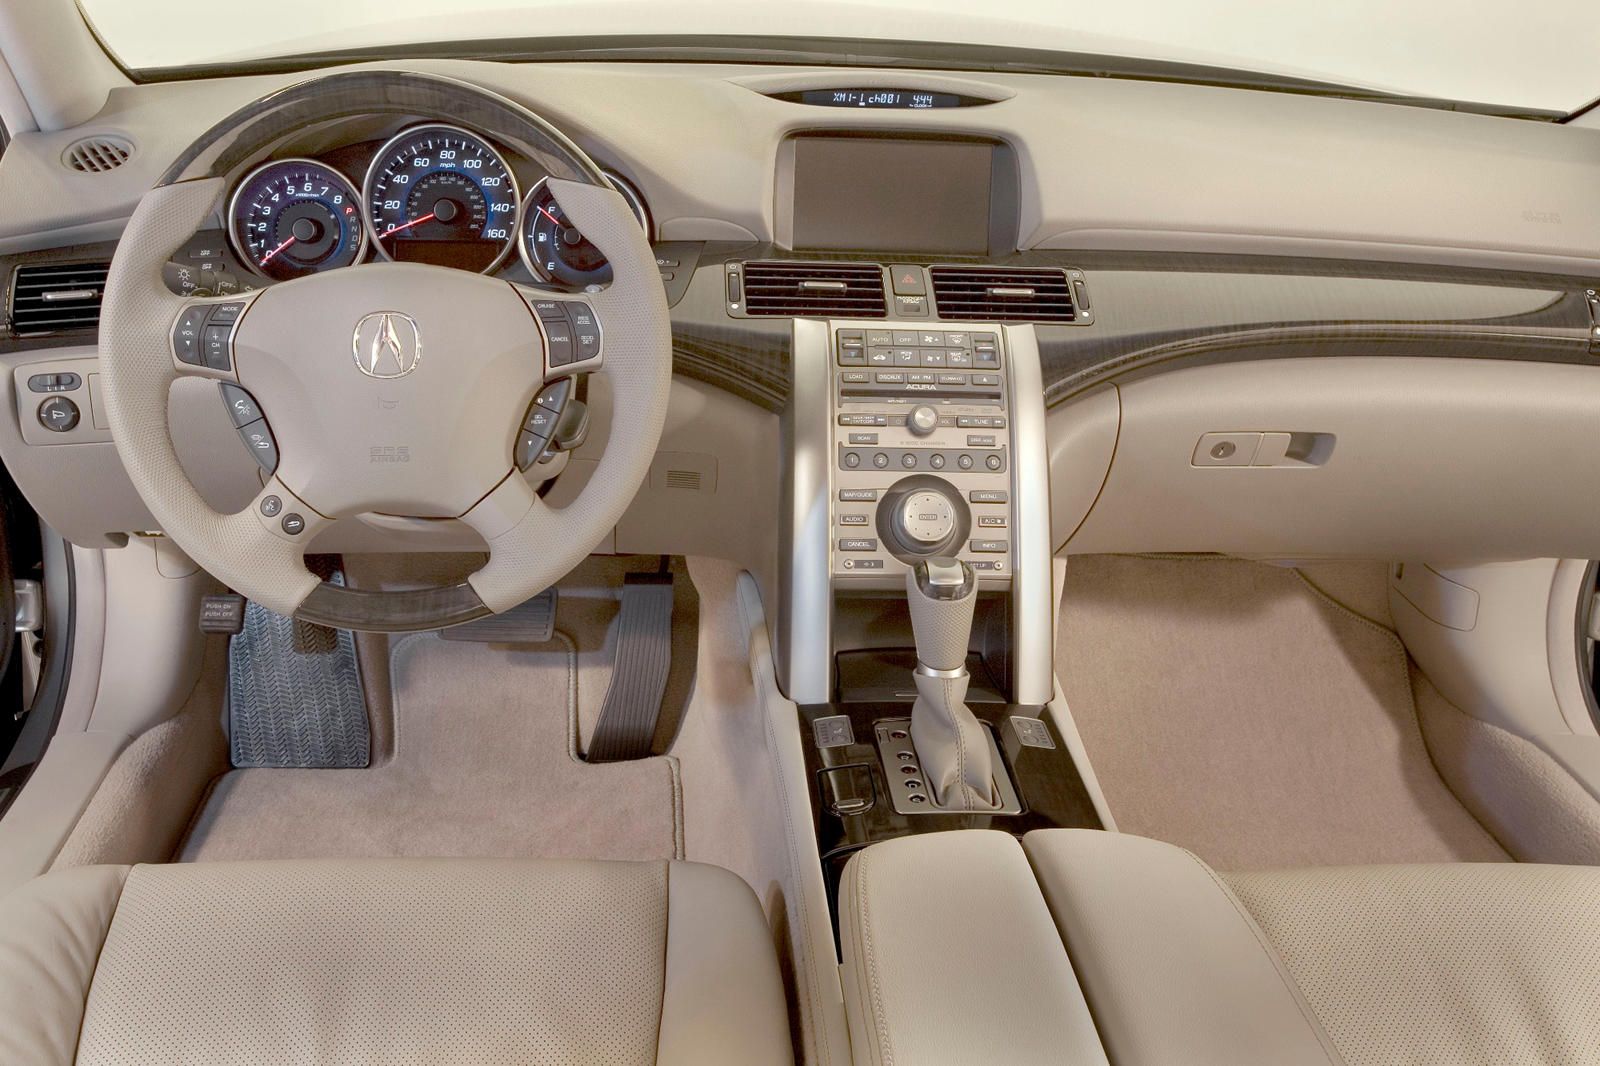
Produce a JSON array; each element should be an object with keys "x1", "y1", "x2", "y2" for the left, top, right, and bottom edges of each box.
[
  {"x1": 1057, "y1": 555, "x2": 1509, "y2": 870},
  {"x1": 180, "y1": 631, "x2": 681, "y2": 863}
]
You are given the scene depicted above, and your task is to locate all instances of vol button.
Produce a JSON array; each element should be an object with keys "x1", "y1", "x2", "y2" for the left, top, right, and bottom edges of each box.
[{"x1": 907, "y1": 406, "x2": 938, "y2": 437}]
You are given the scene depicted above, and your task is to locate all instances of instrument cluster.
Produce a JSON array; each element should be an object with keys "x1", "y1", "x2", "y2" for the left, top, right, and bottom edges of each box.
[{"x1": 223, "y1": 120, "x2": 648, "y2": 289}]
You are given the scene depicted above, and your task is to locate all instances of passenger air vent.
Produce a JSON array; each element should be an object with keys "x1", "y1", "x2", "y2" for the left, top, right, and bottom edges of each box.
[
  {"x1": 8, "y1": 262, "x2": 110, "y2": 336},
  {"x1": 930, "y1": 266, "x2": 1075, "y2": 322},
  {"x1": 740, "y1": 261, "x2": 887, "y2": 318},
  {"x1": 62, "y1": 135, "x2": 135, "y2": 173}
]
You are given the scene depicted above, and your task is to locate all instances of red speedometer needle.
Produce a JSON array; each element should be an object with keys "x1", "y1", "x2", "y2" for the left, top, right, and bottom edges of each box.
[
  {"x1": 535, "y1": 204, "x2": 563, "y2": 227},
  {"x1": 259, "y1": 235, "x2": 297, "y2": 266},
  {"x1": 380, "y1": 212, "x2": 436, "y2": 239}
]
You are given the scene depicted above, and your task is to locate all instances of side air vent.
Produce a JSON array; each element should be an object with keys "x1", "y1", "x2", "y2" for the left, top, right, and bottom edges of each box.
[
  {"x1": 930, "y1": 266, "x2": 1076, "y2": 322},
  {"x1": 741, "y1": 261, "x2": 887, "y2": 317},
  {"x1": 62, "y1": 135, "x2": 135, "y2": 173},
  {"x1": 8, "y1": 262, "x2": 110, "y2": 336}
]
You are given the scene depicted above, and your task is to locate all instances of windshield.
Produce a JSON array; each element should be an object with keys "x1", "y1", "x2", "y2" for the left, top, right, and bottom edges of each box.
[{"x1": 80, "y1": 0, "x2": 1599, "y2": 115}]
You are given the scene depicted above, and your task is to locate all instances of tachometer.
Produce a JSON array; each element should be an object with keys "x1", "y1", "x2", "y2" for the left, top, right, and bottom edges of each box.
[
  {"x1": 228, "y1": 159, "x2": 366, "y2": 280},
  {"x1": 364, "y1": 124, "x2": 520, "y2": 273},
  {"x1": 519, "y1": 173, "x2": 650, "y2": 288}
]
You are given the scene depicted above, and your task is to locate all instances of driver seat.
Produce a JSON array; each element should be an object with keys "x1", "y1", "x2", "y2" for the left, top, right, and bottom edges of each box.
[{"x1": 0, "y1": 857, "x2": 793, "y2": 1065}]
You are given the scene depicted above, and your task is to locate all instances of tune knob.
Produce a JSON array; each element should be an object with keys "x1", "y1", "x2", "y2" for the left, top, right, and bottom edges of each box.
[{"x1": 907, "y1": 405, "x2": 939, "y2": 437}]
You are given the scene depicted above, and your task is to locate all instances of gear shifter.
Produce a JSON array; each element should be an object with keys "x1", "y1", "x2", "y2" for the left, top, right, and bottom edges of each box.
[{"x1": 906, "y1": 558, "x2": 998, "y2": 810}]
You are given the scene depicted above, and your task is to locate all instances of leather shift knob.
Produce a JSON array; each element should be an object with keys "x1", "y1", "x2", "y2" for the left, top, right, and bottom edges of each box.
[{"x1": 906, "y1": 558, "x2": 976, "y2": 673}]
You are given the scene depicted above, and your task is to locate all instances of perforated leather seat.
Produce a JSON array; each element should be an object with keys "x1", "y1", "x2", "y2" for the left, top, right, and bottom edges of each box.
[
  {"x1": 840, "y1": 829, "x2": 1600, "y2": 1066},
  {"x1": 0, "y1": 857, "x2": 793, "y2": 1065}
]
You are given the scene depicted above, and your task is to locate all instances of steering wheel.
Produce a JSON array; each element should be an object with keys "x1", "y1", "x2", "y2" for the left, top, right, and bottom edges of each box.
[{"x1": 97, "y1": 72, "x2": 670, "y2": 631}]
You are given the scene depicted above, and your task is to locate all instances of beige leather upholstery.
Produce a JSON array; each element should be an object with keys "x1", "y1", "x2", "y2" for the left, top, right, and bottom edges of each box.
[
  {"x1": 838, "y1": 830, "x2": 1108, "y2": 1066},
  {"x1": 841, "y1": 828, "x2": 1600, "y2": 1066},
  {"x1": 1024, "y1": 830, "x2": 1344, "y2": 1066},
  {"x1": 1226, "y1": 865, "x2": 1600, "y2": 1066},
  {"x1": 0, "y1": 858, "x2": 791, "y2": 1066}
]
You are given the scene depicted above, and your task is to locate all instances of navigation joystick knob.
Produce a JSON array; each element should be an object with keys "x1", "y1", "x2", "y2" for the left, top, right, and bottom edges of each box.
[{"x1": 907, "y1": 405, "x2": 939, "y2": 437}]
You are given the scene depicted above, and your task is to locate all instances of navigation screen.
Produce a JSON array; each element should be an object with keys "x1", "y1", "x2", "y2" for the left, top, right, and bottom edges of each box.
[{"x1": 791, "y1": 137, "x2": 994, "y2": 254}]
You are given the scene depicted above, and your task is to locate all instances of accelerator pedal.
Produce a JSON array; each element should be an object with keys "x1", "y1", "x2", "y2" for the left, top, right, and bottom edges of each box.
[
  {"x1": 228, "y1": 579, "x2": 369, "y2": 769},
  {"x1": 440, "y1": 588, "x2": 558, "y2": 644},
  {"x1": 588, "y1": 562, "x2": 699, "y2": 763}
]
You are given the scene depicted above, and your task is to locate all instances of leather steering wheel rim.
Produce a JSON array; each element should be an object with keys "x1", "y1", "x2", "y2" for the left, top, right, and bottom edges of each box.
[{"x1": 98, "y1": 72, "x2": 671, "y2": 631}]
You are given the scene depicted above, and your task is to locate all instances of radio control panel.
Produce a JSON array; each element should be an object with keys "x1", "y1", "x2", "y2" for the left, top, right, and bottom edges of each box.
[{"x1": 830, "y1": 324, "x2": 1015, "y2": 583}]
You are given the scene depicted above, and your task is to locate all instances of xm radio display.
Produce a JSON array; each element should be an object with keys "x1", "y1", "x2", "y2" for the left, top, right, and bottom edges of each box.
[{"x1": 798, "y1": 89, "x2": 964, "y2": 109}]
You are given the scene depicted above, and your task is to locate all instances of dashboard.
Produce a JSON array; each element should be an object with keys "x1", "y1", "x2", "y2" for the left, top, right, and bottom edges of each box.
[{"x1": 2, "y1": 57, "x2": 1600, "y2": 576}]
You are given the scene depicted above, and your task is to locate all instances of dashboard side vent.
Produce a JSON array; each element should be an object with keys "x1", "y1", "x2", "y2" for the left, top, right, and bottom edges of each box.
[
  {"x1": 930, "y1": 266, "x2": 1075, "y2": 322},
  {"x1": 8, "y1": 262, "x2": 110, "y2": 336},
  {"x1": 62, "y1": 135, "x2": 135, "y2": 173},
  {"x1": 741, "y1": 261, "x2": 887, "y2": 317}
]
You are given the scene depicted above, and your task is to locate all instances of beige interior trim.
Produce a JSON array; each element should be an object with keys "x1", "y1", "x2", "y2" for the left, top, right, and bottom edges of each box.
[
  {"x1": 734, "y1": 571, "x2": 851, "y2": 1066},
  {"x1": 1059, "y1": 358, "x2": 1600, "y2": 560}
]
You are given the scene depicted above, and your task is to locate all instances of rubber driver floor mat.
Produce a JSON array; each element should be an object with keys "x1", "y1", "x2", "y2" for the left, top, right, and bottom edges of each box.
[{"x1": 228, "y1": 600, "x2": 370, "y2": 769}]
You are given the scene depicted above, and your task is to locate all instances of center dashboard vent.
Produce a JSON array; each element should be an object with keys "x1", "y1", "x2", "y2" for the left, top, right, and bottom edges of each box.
[
  {"x1": 740, "y1": 261, "x2": 887, "y2": 318},
  {"x1": 8, "y1": 262, "x2": 110, "y2": 336},
  {"x1": 930, "y1": 266, "x2": 1075, "y2": 322}
]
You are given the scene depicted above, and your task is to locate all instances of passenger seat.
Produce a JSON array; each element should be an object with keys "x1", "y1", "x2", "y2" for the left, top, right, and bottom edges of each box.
[{"x1": 840, "y1": 829, "x2": 1600, "y2": 1066}]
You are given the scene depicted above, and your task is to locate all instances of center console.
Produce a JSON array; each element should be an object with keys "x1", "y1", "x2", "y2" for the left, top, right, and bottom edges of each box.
[{"x1": 829, "y1": 323, "x2": 1014, "y2": 582}]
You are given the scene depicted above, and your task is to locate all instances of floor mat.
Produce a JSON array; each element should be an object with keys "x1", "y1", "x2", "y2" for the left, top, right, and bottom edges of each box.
[
  {"x1": 1056, "y1": 555, "x2": 1508, "y2": 870},
  {"x1": 228, "y1": 605, "x2": 368, "y2": 769},
  {"x1": 181, "y1": 633, "x2": 682, "y2": 862}
]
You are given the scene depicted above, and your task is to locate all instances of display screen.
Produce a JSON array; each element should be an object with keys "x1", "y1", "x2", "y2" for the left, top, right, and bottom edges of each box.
[
  {"x1": 791, "y1": 138, "x2": 995, "y2": 254},
  {"x1": 797, "y1": 89, "x2": 964, "y2": 109}
]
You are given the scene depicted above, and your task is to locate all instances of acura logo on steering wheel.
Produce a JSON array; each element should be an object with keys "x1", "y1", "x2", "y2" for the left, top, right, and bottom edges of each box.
[{"x1": 352, "y1": 311, "x2": 422, "y2": 379}]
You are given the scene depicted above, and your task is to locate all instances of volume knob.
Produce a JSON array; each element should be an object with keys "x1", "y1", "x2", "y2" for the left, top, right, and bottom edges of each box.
[{"x1": 907, "y1": 405, "x2": 939, "y2": 437}]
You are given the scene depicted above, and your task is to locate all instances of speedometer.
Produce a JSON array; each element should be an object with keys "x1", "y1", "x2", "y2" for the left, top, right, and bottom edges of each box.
[
  {"x1": 228, "y1": 159, "x2": 366, "y2": 280},
  {"x1": 364, "y1": 124, "x2": 520, "y2": 274}
]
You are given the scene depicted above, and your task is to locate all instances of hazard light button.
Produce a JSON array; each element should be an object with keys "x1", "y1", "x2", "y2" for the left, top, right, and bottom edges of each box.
[{"x1": 889, "y1": 265, "x2": 926, "y2": 296}]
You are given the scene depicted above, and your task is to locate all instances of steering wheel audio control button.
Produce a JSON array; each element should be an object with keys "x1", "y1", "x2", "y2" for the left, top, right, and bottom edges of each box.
[
  {"x1": 172, "y1": 307, "x2": 208, "y2": 365},
  {"x1": 218, "y1": 383, "x2": 263, "y2": 427},
  {"x1": 37, "y1": 396, "x2": 80, "y2": 433},
  {"x1": 280, "y1": 513, "x2": 306, "y2": 536},
  {"x1": 202, "y1": 324, "x2": 233, "y2": 371}
]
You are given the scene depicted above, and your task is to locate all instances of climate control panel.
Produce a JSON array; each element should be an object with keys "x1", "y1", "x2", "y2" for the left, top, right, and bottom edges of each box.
[{"x1": 830, "y1": 324, "x2": 1014, "y2": 582}]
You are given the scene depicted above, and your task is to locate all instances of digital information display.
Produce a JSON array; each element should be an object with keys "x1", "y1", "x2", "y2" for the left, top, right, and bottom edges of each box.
[{"x1": 798, "y1": 89, "x2": 965, "y2": 109}]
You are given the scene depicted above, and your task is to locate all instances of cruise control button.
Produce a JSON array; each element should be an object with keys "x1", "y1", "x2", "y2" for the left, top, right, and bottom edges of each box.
[
  {"x1": 530, "y1": 299, "x2": 569, "y2": 322},
  {"x1": 237, "y1": 418, "x2": 278, "y2": 472},
  {"x1": 543, "y1": 320, "x2": 576, "y2": 366},
  {"x1": 37, "y1": 396, "x2": 79, "y2": 432},
  {"x1": 219, "y1": 383, "x2": 263, "y2": 427},
  {"x1": 202, "y1": 324, "x2": 232, "y2": 371},
  {"x1": 566, "y1": 302, "x2": 601, "y2": 359},
  {"x1": 838, "y1": 538, "x2": 879, "y2": 552},
  {"x1": 280, "y1": 513, "x2": 306, "y2": 536}
]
